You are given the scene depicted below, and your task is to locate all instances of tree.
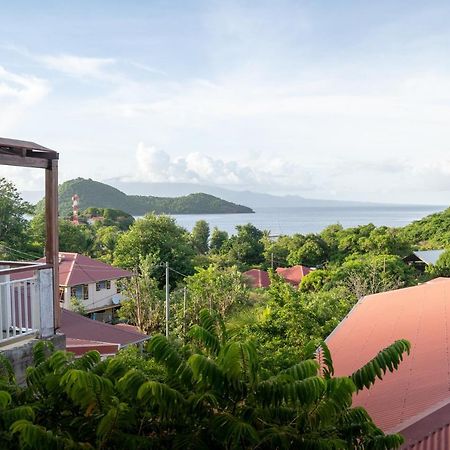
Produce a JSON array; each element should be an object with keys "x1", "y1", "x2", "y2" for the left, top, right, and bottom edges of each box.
[
  {"x1": 210, "y1": 227, "x2": 228, "y2": 252},
  {"x1": 334, "y1": 254, "x2": 413, "y2": 299},
  {"x1": 0, "y1": 178, "x2": 32, "y2": 259},
  {"x1": 29, "y1": 212, "x2": 95, "y2": 255},
  {"x1": 191, "y1": 220, "x2": 210, "y2": 254},
  {"x1": 113, "y1": 214, "x2": 195, "y2": 287},
  {"x1": 181, "y1": 265, "x2": 248, "y2": 328},
  {"x1": 92, "y1": 225, "x2": 121, "y2": 263},
  {"x1": 118, "y1": 257, "x2": 165, "y2": 334},
  {"x1": 428, "y1": 249, "x2": 450, "y2": 277},
  {"x1": 287, "y1": 235, "x2": 328, "y2": 267},
  {"x1": 226, "y1": 223, "x2": 265, "y2": 267}
]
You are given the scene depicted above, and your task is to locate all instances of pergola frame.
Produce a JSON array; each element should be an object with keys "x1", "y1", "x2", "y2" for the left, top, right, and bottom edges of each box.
[{"x1": 0, "y1": 137, "x2": 60, "y2": 329}]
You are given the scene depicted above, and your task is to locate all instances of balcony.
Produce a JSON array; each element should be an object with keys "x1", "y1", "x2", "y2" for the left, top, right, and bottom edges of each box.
[{"x1": 0, "y1": 261, "x2": 55, "y2": 346}]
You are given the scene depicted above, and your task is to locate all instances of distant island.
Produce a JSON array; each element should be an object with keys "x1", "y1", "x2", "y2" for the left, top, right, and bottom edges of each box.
[{"x1": 38, "y1": 178, "x2": 254, "y2": 216}]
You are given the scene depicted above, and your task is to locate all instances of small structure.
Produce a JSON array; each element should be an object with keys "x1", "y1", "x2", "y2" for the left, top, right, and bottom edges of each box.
[
  {"x1": 326, "y1": 278, "x2": 450, "y2": 448},
  {"x1": 0, "y1": 137, "x2": 63, "y2": 381},
  {"x1": 61, "y1": 309, "x2": 149, "y2": 357},
  {"x1": 403, "y1": 250, "x2": 445, "y2": 272},
  {"x1": 275, "y1": 265, "x2": 311, "y2": 287},
  {"x1": 57, "y1": 253, "x2": 132, "y2": 322},
  {"x1": 243, "y1": 269, "x2": 270, "y2": 288}
]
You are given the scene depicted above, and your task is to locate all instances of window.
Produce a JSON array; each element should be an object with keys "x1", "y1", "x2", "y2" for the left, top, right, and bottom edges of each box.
[
  {"x1": 71, "y1": 285, "x2": 83, "y2": 299},
  {"x1": 83, "y1": 285, "x2": 89, "y2": 300},
  {"x1": 96, "y1": 281, "x2": 107, "y2": 291},
  {"x1": 106, "y1": 280, "x2": 111, "y2": 289}
]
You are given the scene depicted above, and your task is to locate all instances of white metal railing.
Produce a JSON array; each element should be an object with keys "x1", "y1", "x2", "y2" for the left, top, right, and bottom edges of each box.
[{"x1": 0, "y1": 261, "x2": 54, "y2": 345}]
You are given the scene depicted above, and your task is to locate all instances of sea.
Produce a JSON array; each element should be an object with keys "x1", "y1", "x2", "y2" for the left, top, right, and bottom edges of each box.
[{"x1": 154, "y1": 205, "x2": 447, "y2": 236}]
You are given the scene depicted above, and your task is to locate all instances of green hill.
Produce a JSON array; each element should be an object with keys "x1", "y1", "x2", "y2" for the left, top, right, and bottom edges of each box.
[{"x1": 39, "y1": 178, "x2": 254, "y2": 216}]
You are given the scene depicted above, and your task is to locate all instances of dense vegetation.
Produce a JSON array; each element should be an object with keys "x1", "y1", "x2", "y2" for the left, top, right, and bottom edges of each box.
[
  {"x1": 1, "y1": 178, "x2": 449, "y2": 448},
  {"x1": 0, "y1": 315, "x2": 410, "y2": 449},
  {"x1": 37, "y1": 178, "x2": 254, "y2": 216}
]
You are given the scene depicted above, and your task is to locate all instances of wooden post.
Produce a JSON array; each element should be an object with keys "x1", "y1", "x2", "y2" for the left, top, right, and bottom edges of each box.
[{"x1": 45, "y1": 159, "x2": 60, "y2": 330}]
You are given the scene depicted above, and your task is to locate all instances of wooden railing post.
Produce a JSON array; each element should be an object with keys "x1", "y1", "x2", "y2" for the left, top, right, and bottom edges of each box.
[{"x1": 45, "y1": 159, "x2": 60, "y2": 330}]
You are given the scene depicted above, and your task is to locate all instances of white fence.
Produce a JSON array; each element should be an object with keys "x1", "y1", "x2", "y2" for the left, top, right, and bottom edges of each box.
[{"x1": 0, "y1": 262, "x2": 54, "y2": 345}]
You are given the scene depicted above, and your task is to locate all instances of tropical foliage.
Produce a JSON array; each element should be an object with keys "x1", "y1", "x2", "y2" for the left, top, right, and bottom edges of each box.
[{"x1": 0, "y1": 313, "x2": 409, "y2": 449}]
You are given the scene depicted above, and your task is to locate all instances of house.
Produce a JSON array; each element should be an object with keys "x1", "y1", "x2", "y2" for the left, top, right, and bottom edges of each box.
[
  {"x1": 403, "y1": 249, "x2": 445, "y2": 272},
  {"x1": 14, "y1": 252, "x2": 133, "y2": 322},
  {"x1": 243, "y1": 269, "x2": 271, "y2": 288},
  {"x1": 57, "y1": 252, "x2": 132, "y2": 322},
  {"x1": 61, "y1": 309, "x2": 149, "y2": 357},
  {"x1": 0, "y1": 137, "x2": 62, "y2": 382},
  {"x1": 326, "y1": 278, "x2": 450, "y2": 448},
  {"x1": 275, "y1": 265, "x2": 311, "y2": 287}
]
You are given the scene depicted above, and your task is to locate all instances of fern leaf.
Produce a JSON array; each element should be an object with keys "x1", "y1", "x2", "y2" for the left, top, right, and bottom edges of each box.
[
  {"x1": 189, "y1": 324, "x2": 221, "y2": 355},
  {"x1": 351, "y1": 339, "x2": 410, "y2": 392},
  {"x1": 283, "y1": 360, "x2": 319, "y2": 381}
]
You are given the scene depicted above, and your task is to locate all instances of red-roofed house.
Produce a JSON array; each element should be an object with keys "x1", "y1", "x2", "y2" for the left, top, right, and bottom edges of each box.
[
  {"x1": 57, "y1": 252, "x2": 132, "y2": 321},
  {"x1": 275, "y1": 265, "x2": 311, "y2": 287},
  {"x1": 326, "y1": 278, "x2": 450, "y2": 448},
  {"x1": 243, "y1": 269, "x2": 271, "y2": 288},
  {"x1": 61, "y1": 309, "x2": 149, "y2": 357}
]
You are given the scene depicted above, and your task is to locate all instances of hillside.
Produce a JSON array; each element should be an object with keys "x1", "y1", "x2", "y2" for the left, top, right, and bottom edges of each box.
[{"x1": 40, "y1": 178, "x2": 254, "y2": 216}]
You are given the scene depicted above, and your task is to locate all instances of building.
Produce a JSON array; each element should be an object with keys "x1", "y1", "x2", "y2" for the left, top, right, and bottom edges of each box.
[
  {"x1": 57, "y1": 252, "x2": 132, "y2": 322},
  {"x1": 243, "y1": 269, "x2": 271, "y2": 288},
  {"x1": 14, "y1": 252, "x2": 133, "y2": 322},
  {"x1": 326, "y1": 278, "x2": 450, "y2": 448},
  {"x1": 403, "y1": 250, "x2": 445, "y2": 272},
  {"x1": 275, "y1": 265, "x2": 311, "y2": 287},
  {"x1": 61, "y1": 309, "x2": 149, "y2": 357}
]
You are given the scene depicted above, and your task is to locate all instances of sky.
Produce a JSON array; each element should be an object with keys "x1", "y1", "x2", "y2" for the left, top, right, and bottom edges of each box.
[{"x1": 1, "y1": 0, "x2": 450, "y2": 204}]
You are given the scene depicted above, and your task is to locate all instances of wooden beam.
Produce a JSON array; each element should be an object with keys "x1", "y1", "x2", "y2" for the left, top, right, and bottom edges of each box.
[
  {"x1": 45, "y1": 159, "x2": 60, "y2": 330},
  {"x1": 0, "y1": 153, "x2": 49, "y2": 169}
]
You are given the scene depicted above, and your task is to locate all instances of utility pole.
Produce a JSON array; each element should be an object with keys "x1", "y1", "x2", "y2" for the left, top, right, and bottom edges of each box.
[
  {"x1": 183, "y1": 286, "x2": 187, "y2": 337},
  {"x1": 271, "y1": 252, "x2": 274, "y2": 270},
  {"x1": 165, "y1": 262, "x2": 170, "y2": 338}
]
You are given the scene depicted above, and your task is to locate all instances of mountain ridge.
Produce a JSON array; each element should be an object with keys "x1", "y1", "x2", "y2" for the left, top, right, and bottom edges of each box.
[{"x1": 37, "y1": 178, "x2": 254, "y2": 216}]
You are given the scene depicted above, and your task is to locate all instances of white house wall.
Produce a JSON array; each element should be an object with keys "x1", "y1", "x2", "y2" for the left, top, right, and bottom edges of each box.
[{"x1": 62, "y1": 280, "x2": 123, "y2": 313}]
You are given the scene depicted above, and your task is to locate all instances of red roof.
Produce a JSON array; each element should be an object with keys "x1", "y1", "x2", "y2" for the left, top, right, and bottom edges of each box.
[
  {"x1": 57, "y1": 252, "x2": 132, "y2": 286},
  {"x1": 66, "y1": 338, "x2": 120, "y2": 356},
  {"x1": 326, "y1": 278, "x2": 450, "y2": 444},
  {"x1": 243, "y1": 269, "x2": 270, "y2": 288},
  {"x1": 60, "y1": 309, "x2": 149, "y2": 352},
  {"x1": 275, "y1": 265, "x2": 311, "y2": 286},
  {"x1": 12, "y1": 252, "x2": 132, "y2": 286}
]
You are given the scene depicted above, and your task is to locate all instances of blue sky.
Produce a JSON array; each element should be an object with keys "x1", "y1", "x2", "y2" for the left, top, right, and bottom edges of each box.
[{"x1": 1, "y1": 0, "x2": 450, "y2": 204}]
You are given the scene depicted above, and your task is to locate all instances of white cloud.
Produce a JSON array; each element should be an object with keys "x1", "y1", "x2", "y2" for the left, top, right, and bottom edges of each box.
[
  {"x1": 131, "y1": 143, "x2": 314, "y2": 190},
  {"x1": 0, "y1": 66, "x2": 50, "y2": 134},
  {"x1": 39, "y1": 54, "x2": 116, "y2": 80}
]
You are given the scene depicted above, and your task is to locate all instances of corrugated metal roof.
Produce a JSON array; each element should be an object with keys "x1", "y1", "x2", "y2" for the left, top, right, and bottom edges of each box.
[
  {"x1": 413, "y1": 250, "x2": 445, "y2": 266},
  {"x1": 60, "y1": 309, "x2": 150, "y2": 346},
  {"x1": 57, "y1": 252, "x2": 132, "y2": 286},
  {"x1": 275, "y1": 265, "x2": 311, "y2": 286},
  {"x1": 326, "y1": 278, "x2": 450, "y2": 436},
  {"x1": 403, "y1": 424, "x2": 450, "y2": 449},
  {"x1": 243, "y1": 269, "x2": 270, "y2": 288}
]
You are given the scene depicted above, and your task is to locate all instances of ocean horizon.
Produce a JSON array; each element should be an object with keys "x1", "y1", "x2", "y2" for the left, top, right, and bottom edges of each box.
[{"x1": 136, "y1": 204, "x2": 447, "y2": 236}]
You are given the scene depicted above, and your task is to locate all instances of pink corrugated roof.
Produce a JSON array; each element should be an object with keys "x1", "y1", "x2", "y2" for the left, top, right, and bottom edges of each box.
[
  {"x1": 243, "y1": 269, "x2": 271, "y2": 288},
  {"x1": 61, "y1": 309, "x2": 149, "y2": 347},
  {"x1": 326, "y1": 278, "x2": 450, "y2": 439},
  {"x1": 58, "y1": 252, "x2": 132, "y2": 286},
  {"x1": 66, "y1": 338, "x2": 120, "y2": 356},
  {"x1": 11, "y1": 252, "x2": 132, "y2": 286},
  {"x1": 275, "y1": 265, "x2": 311, "y2": 286}
]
